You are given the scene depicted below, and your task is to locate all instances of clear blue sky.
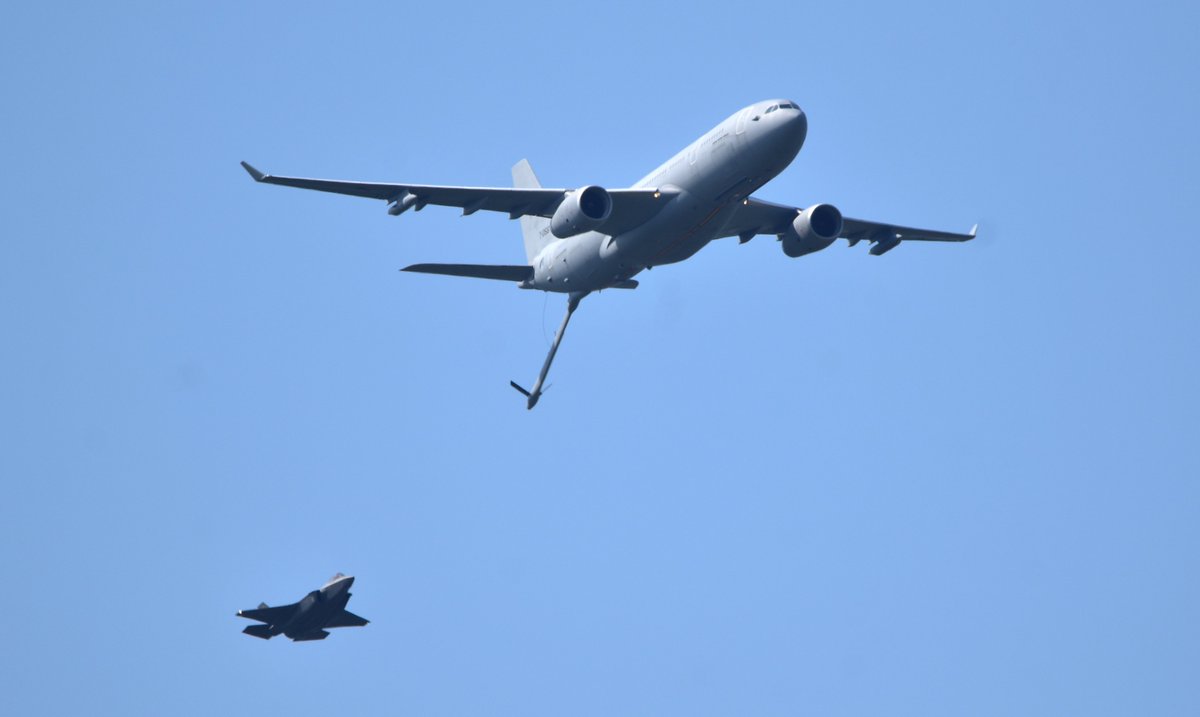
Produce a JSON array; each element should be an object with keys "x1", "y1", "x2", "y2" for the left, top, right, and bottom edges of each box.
[{"x1": 2, "y1": 2, "x2": 1197, "y2": 715}]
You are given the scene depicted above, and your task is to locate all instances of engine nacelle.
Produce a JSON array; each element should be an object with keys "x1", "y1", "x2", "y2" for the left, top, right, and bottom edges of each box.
[
  {"x1": 781, "y1": 203, "x2": 843, "y2": 258},
  {"x1": 551, "y1": 186, "x2": 612, "y2": 239}
]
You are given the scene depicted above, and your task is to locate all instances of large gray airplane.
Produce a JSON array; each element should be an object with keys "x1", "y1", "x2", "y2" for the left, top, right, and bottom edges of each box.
[
  {"x1": 237, "y1": 573, "x2": 368, "y2": 641},
  {"x1": 242, "y1": 99, "x2": 975, "y2": 408}
]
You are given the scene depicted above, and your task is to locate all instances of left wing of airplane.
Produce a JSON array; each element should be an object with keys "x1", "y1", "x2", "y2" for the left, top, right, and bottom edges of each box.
[
  {"x1": 240, "y1": 162, "x2": 675, "y2": 237},
  {"x1": 720, "y1": 197, "x2": 976, "y2": 252}
]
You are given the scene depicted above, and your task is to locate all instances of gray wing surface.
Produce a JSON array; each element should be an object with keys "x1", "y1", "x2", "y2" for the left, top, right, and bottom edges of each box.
[
  {"x1": 720, "y1": 197, "x2": 976, "y2": 244},
  {"x1": 325, "y1": 609, "x2": 370, "y2": 628},
  {"x1": 240, "y1": 162, "x2": 676, "y2": 236}
]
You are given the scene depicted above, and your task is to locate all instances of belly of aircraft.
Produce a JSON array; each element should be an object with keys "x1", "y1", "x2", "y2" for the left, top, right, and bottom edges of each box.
[
  {"x1": 647, "y1": 202, "x2": 738, "y2": 266},
  {"x1": 544, "y1": 192, "x2": 741, "y2": 290}
]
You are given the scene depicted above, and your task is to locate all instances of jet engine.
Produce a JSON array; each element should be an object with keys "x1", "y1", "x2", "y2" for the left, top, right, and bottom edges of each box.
[
  {"x1": 781, "y1": 203, "x2": 843, "y2": 258},
  {"x1": 550, "y1": 186, "x2": 612, "y2": 238}
]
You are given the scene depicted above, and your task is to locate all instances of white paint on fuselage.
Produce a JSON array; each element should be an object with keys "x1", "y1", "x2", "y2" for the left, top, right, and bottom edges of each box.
[{"x1": 526, "y1": 100, "x2": 808, "y2": 293}]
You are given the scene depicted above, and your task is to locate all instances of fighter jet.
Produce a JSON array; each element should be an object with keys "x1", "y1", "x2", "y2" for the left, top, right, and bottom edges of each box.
[
  {"x1": 242, "y1": 99, "x2": 976, "y2": 408},
  {"x1": 237, "y1": 573, "x2": 368, "y2": 641}
]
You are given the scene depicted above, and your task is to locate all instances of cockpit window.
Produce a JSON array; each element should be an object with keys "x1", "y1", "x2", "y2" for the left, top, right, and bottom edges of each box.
[
  {"x1": 779, "y1": 102, "x2": 799, "y2": 110},
  {"x1": 765, "y1": 105, "x2": 778, "y2": 113}
]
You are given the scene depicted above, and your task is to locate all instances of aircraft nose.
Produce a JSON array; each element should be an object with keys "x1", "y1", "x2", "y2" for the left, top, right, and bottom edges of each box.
[{"x1": 790, "y1": 109, "x2": 808, "y2": 146}]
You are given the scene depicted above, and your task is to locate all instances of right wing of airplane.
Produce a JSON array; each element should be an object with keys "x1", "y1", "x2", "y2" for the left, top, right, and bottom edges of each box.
[
  {"x1": 240, "y1": 162, "x2": 677, "y2": 237},
  {"x1": 237, "y1": 602, "x2": 297, "y2": 625},
  {"x1": 325, "y1": 609, "x2": 370, "y2": 628},
  {"x1": 720, "y1": 197, "x2": 976, "y2": 252}
]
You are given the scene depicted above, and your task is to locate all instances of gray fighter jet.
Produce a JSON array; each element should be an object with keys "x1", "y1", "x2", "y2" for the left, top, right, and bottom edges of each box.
[{"x1": 237, "y1": 573, "x2": 368, "y2": 641}]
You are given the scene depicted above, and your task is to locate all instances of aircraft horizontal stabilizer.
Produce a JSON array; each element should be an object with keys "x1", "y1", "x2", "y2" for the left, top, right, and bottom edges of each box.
[
  {"x1": 237, "y1": 603, "x2": 297, "y2": 625},
  {"x1": 402, "y1": 263, "x2": 533, "y2": 282},
  {"x1": 242, "y1": 624, "x2": 273, "y2": 640}
]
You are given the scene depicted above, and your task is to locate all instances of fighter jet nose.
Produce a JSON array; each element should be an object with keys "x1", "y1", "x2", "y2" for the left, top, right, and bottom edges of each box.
[{"x1": 321, "y1": 573, "x2": 355, "y2": 594}]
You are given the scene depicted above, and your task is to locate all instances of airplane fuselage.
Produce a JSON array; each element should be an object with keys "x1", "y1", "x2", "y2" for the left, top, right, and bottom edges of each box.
[
  {"x1": 259, "y1": 574, "x2": 354, "y2": 639},
  {"x1": 524, "y1": 100, "x2": 808, "y2": 293}
]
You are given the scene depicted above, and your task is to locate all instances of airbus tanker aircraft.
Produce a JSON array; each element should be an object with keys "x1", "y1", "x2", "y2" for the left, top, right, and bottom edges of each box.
[{"x1": 242, "y1": 99, "x2": 975, "y2": 409}]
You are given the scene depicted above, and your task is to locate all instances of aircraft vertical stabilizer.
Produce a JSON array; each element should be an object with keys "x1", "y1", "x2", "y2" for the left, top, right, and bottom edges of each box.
[{"x1": 512, "y1": 159, "x2": 553, "y2": 263}]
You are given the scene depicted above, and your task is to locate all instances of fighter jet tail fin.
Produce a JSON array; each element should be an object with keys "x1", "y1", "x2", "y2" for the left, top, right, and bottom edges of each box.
[{"x1": 242, "y1": 624, "x2": 273, "y2": 640}]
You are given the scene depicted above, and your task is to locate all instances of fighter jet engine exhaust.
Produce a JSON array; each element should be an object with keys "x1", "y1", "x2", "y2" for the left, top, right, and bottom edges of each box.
[
  {"x1": 550, "y1": 185, "x2": 612, "y2": 238},
  {"x1": 781, "y1": 203, "x2": 843, "y2": 257}
]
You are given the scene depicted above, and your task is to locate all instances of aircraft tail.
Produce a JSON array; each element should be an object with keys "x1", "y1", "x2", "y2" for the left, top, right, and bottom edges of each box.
[
  {"x1": 402, "y1": 263, "x2": 533, "y2": 283},
  {"x1": 512, "y1": 159, "x2": 553, "y2": 263},
  {"x1": 242, "y1": 624, "x2": 274, "y2": 640}
]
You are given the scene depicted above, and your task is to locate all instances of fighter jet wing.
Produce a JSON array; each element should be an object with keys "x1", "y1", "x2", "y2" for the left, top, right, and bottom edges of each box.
[
  {"x1": 240, "y1": 162, "x2": 676, "y2": 237},
  {"x1": 324, "y1": 609, "x2": 370, "y2": 628},
  {"x1": 237, "y1": 603, "x2": 298, "y2": 625},
  {"x1": 719, "y1": 197, "x2": 976, "y2": 247}
]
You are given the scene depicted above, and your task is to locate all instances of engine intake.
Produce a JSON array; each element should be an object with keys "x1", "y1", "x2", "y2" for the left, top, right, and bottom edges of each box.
[
  {"x1": 551, "y1": 186, "x2": 612, "y2": 239},
  {"x1": 781, "y1": 203, "x2": 843, "y2": 258}
]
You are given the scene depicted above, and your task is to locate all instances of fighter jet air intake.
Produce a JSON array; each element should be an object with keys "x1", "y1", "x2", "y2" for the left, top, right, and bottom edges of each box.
[{"x1": 242, "y1": 99, "x2": 976, "y2": 409}]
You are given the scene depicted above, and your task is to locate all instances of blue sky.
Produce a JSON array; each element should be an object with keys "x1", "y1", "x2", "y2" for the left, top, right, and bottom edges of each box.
[{"x1": 2, "y1": 1, "x2": 1198, "y2": 715}]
